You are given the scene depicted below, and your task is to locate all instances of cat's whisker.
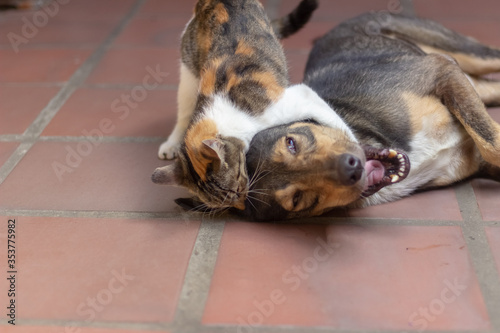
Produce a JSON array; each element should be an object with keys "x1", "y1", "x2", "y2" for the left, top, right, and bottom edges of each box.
[
  {"x1": 246, "y1": 197, "x2": 258, "y2": 212},
  {"x1": 221, "y1": 191, "x2": 231, "y2": 207},
  {"x1": 247, "y1": 194, "x2": 272, "y2": 207},
  {"x1": 248, "y1": 166, "x2": 275, "y2": 190},
  {"x1": 248, "y1": 187, "x2": 270, "y2": 194},
  {"x1": 190, "y1": 202, "x2": 209, "y2": 213},
  {"x1": 249, "y1": 154, "x2": 265, "y2": 184},
  {"x1": 217, "y1": 207, "x2": 231, "y2": 218}
]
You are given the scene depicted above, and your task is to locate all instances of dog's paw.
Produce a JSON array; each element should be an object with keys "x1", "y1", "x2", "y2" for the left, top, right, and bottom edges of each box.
[{"x1": 158, "y1": 139, "x2": 180, "y2": 160}]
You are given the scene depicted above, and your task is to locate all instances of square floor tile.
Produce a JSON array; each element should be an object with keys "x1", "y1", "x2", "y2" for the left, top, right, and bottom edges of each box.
[
  {"x1": 472, "y1": 179, "x2": 500, "y2": 221},
  {"x1": 42, "y1": 87, "x2": 176, "y2": 137},
  {"x1": 485, "y1": 227, "x2": 500, "y2": 277},
  {"x1": 0, "y1": 86, "x2": 60, "y2": 134},
  {"x1": 345, "y1": 187, "x2": 463, "y2": 220},
  {"x1": 0, "y1": 142, "x2": 190, "y2": 212},
  {"x1": 49, "y1": 0, "x2": 136, "y2": 22},
  {"x1": 86, "y1": 48, "x2": 180, "y2": 85},
  {"x1": 0, "y1": 142, "x2": 19, "y2": 167},
  {"x1": 203, "y1": 222, "x2": 489, "y2": 331},
  {"x1": 0, "y1": 215, "x2": 199, "y2": 323},
  {"x1": 139, "y1": 0, "x2": 195, "y2": 18},
  {"x1": 0, "y1": 18, "x2": 116, "y2": 48},
  {"x1": 114, "y1": 17, "x2": 187, "y2": 47},
  {"x1": 0, "y1": 48, "x2": 92, "y2": 83}
]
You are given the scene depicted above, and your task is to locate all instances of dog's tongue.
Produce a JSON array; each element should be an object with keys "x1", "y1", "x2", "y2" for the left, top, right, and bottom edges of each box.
[
  {"x1": 364, "y1": 160, "x2": 385, "y2": 190},
  {"x1": 361, "y1": 147, "x2": 411, "y2": 197}
]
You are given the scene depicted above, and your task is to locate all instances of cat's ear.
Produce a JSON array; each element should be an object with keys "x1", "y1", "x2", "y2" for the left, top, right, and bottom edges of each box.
[
  {"x1": 151, "y1": 163, "x2": 183, "y2": 186},
  {"x1": 202, "y1": 139, "x2": 225, "y2": 162}
]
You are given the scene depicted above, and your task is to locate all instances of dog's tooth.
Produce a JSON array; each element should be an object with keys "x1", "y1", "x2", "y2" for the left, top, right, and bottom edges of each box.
[
  {"x1": 397, "y1": 153, "x2": 403, "y2": 159},
  {"x1": 390, "y1": 174, "x2": 399, "y2": 182},
  {"x1": 398, "y1": 171, "x2": 404, "y2": 177},
  {"x1": 388, "y1": 149, "x2": 397, "y2": 158}
]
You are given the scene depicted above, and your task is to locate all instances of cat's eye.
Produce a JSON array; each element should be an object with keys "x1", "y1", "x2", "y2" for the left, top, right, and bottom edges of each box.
[
  {"x1": 286, "y1": 137, "x2": 297, "y2": 154},
  {"x1": 292, "y1": 191, "x2": 301, "y2": 209}
]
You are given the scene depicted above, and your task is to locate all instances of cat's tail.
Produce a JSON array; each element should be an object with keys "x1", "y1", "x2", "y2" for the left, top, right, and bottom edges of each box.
[{"x1": 271, "y1": 0, "x2": 318, "y2": 39}]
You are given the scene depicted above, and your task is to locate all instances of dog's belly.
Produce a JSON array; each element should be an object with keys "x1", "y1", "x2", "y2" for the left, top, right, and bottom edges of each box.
[
  {"x1": 359, "y1": 93, "x2": 481, "y2": 207},
  {"x1": 407, "y1": 125, "x2": 479, "y2": 188}
]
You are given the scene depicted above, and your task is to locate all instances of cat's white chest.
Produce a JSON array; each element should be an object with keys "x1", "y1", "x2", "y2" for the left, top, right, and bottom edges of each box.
[{"x1": 204, "y1": 84, "x2": 357, "y2": 150}]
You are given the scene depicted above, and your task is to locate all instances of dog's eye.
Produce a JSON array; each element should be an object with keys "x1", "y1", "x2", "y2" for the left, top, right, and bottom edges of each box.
[
  {"x1": 292, "y1": 191, "x2": 301, "y2": 209},
  {"x1": 286, "y1": 137, "x2": 296, "y2": 154}
]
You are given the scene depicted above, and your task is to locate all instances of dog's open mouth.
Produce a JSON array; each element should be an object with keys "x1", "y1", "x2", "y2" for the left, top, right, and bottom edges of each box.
[{"x1": 362, "y1": 146, "x2": 410, "y2": 197}]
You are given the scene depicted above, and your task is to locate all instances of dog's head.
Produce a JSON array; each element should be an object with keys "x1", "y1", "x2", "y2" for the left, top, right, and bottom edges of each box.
[{"x1": 241, "y1": 121, "x2": 410, "y2": 221}]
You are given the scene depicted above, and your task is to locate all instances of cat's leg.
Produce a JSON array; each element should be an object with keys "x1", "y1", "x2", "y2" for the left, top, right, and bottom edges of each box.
[{"x1": 158, "y1": 63, "x2": 199, "y2": 160}]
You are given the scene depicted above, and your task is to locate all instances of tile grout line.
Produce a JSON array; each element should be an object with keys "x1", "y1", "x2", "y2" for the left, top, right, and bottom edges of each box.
[
  {"x1": 38, "y1": 135, "x2": 166, "y2": 143},
  {"x1": 0, "y1": 142, "x2": 36, "y2": 185},
  {"x1": 454, "y1": 181, "x2": 500, "y2": 331},
  {"x1": 171, "y1": 218, "x2": 226, "y2": 333},
  {"x1": 0, "y1": 208, "x2": 204, "y2": 220},
  {"x1": 199, "y1": 325, "x2": 487, "y2": 333},
  {"x1": 200, "y1": 325, "x2": 487, "y2": 333},
  {"x1": 0, "y1": 318, "x2": 171, "y2": 331},
  {"x1": 0, "y1": 0, "x2": 146, "y2": 185},
  {"x1": 0, "y1": 135, "x2": 166, "y2": 143},
  {"x1": 0, "y1": 207, "x2": 478, "y2": 225}
]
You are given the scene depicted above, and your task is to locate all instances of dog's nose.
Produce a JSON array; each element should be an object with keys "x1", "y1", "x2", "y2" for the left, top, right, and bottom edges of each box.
[{"x1": 338, "y1": 154, "x2": 363, "y2": 185}]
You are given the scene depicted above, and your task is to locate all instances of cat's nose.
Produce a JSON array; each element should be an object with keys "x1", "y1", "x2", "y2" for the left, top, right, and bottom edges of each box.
[
  {"x1": 338, "y1": 154, "x2": 363, "y2": 185},
  {"x1": 233, "y1": 200, "x2": 245, "y2": 210}
]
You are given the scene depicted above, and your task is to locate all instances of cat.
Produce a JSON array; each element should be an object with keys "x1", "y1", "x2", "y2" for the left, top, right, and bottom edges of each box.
[{"x1": 152, "y1": 0, "x2": 353, "y2": 211}]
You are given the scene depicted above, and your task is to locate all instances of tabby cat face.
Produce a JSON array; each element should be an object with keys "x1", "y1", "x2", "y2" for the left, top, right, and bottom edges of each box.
[{"x1": 152, "y1": 136, "x2": 248, "y2": 210}]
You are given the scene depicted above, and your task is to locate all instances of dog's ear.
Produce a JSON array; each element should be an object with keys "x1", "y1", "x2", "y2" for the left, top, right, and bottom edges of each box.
[{"x1": 174, "y1": 197, "x2": 204, "y2": 210}]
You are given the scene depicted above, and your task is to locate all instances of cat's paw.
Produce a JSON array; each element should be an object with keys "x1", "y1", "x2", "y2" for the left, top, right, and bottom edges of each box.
[{"x1": 158, "y1": 139, "x2": 180, "y2": 160}]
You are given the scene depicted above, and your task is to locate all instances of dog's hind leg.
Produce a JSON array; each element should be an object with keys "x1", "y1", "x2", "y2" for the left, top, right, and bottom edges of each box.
[
  {"x1": 431, "y1": 54, "x2": 500, "y2": 167},
  {"x1": 381, "y1": 14, "x2": 500, "y2": 75},
  {"x1": 467, "y1": 76, "x2": 500, "y2": 107},
  {"x1": 418, "y1": 44, "x2": 500, "y2": 76}
]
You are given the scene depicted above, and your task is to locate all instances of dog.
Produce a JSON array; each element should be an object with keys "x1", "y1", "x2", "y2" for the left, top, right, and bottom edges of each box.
[{"x1": 237, "y1": 12, "x2": 500, "y2": 221}]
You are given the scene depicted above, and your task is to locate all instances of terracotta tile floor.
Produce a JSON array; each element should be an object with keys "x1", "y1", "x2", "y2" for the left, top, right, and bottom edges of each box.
[{"x1": 0, "y1": 1, "x2": 499, "y2": 333}]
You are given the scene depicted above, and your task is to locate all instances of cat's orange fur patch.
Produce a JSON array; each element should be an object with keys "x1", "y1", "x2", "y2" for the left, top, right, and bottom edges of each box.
[
  {"x1": 251, "y1": 71, "x2": 284, "y2": 101},
  {"x1": 214, "y1": 2, "x2": 229, "y2": 24},
  {"x1": 235, "y1": 40, "x2": 255, "y2": 57},
  {"x1": 200, "y1": 57, "x2": 225, "y2": 96},
  {"x1": 226, "y1": 70, "x2": 242, "y2": 92},
  {"x1": 185, "y1": 118, "x2": 218, "y2": 181}
]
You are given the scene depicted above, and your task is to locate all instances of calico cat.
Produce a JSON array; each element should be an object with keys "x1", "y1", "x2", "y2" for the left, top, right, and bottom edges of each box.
[{"x1": 152, "y1": 0, "x2": 352, "y2": 211}]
